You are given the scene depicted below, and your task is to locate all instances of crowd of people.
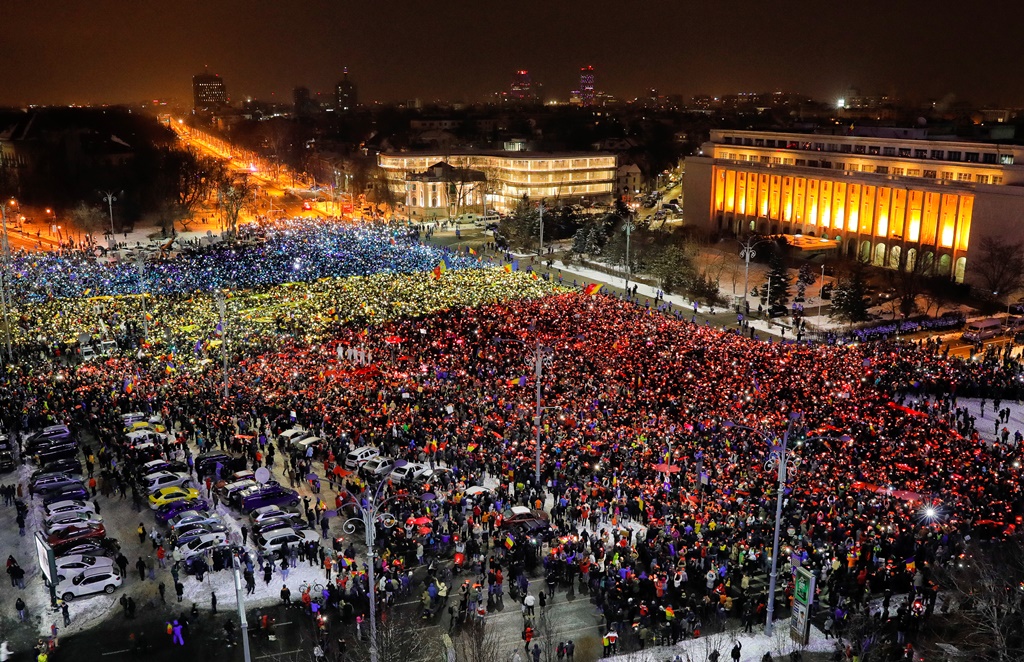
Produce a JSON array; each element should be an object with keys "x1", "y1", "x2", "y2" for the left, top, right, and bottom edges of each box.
[{"x1": 3, "y1": 216, "x2": 1024, "y2": 661}]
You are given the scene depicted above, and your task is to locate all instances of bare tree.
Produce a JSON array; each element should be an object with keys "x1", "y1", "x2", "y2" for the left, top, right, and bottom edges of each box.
[
  {"x1": 349, "y1": 611, "x2": 442, "y2": 662},
  {"x1": 972, "y1": 237, "x2": 1024, "y2": 299},
  {"x1": 70, "y1": 202, "x2": 107, "y2": 242},
  {"x1": 453, "y1": 618, "x2": 503, "y2": 662},
  {"x1": 936, "y1": 540, "x2": 1024, "y2": 662},
  {"x1": 219, "y1": 175, "x2": 254, "y2": 238}
]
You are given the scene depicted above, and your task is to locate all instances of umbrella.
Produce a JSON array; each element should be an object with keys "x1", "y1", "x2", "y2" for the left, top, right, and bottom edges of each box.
[
  {"x1": 653, "y1": 463, "x2": 681, "y2": 473},
  {"x1": 305, "y1": 473, "x2": 319, "y2": 481},
  {"x1": 413, "y1": 516, "x2": 432, "y2": 525}
]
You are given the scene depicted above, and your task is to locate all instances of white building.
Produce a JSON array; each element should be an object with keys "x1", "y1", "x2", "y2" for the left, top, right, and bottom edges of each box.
[
  {"x1": 379, "y1": 150, "x2": 617, "y2": 213},
  {"x1": 684, "y1": 128, "x2": 1024, "y2": 284}
]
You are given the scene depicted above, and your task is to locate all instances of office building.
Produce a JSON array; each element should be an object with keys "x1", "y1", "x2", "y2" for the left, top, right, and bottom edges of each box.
[
  {"x1": 380, "y1": 150, "x2": 617, "y2": 213},
  {"x1": 510, "y1": 70, "x2": 535, "y2": 103},
  {"x1": 192, "y1": 73, "x2": 228, "y2": 111},
  {"x1": 336, "y1": 68, "x2": 358, "y2": 112},
  {"x1": 403, "y1": 162, "x2": 486, "y2": 221},
  {"x1": 684, "y1": 128, "x2": 1024, "y2": 284},
  {"x1": 577, "y1": 66, "x2": 595, "y2": 106}
]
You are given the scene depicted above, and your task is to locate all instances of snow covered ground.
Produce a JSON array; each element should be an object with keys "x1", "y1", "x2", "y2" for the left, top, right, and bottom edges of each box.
[{"x1": 605, "y1": 618, "x2": 836, "y2": 662}]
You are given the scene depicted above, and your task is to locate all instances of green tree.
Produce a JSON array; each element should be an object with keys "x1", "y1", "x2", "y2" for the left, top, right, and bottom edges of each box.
[
  {"x1": 570, "y1": 221, "x2": 605, "y2": 257},
  {"x1": 760, "y1": 252, "x2": 792, "y2": 308},
  {"x1": 649, "y1": 244, "x2": 694, "y2": 294},
  {"x1": 497, "y1": 197, "x2": 539, "y2": 250},
  {"x1": 830, "y1": 266, "x2": 872, "y2": 324}
]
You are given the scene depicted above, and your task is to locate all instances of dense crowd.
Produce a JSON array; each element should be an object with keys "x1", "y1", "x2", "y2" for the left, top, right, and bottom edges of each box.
[{"x1": 3, "y1": 219, "x2": 1024, "y2": 660}]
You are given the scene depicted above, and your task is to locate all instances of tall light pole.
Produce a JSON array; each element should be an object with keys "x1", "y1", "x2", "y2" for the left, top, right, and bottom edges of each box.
[
  {"x1": 538, "y1": 199, "x2": 544, "y2": 257},
  {"x1": 136, "y1": 255, "x2": 149, "y2": 341},
  {"x1": 496, "y1": 338, "x2": 555, "y2": 487},
  {"x1": 231, "y1": 553, "x2": 253, "y2": 662},
  {"x1": 216, "y1": 290, "x2": 229, "y2": 399},
  {"x1": 739, "y1": 236, "x2": 769, "y2": 313},
  {"x1": 817, "y1": 264, "x2": 826, "y2": 320},
  {"x1": 101, "y1": 191, "x2": 117, "y2": 250},
  {"x1": 623, "y1": 217, "x2": 635, "y2": 295},
  {"x1": 0, "y1": 202, "x2": 12, "y2": 361},
  {"x1": 341, "y1": 481, "x2": 432, "y2": 662},
  {"x1": 722, "y1": 415, "x2": 850, "y2": 636}
]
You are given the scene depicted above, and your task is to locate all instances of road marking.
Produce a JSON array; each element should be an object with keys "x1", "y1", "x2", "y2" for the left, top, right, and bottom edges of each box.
[
  {"x1": 256, "y1": 649, "x2": 304, "y2": 659},
  {"x1": 102, "y1": 649, "x2": 132, "y2": 656}
]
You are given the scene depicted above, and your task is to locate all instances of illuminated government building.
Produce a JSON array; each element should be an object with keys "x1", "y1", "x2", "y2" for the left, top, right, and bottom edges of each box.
[
  {"x1": 685, "y1": 128, "x2": 1024, "y2": 284},
  {"x1": 378, "y1": 149, "x2": 617, "y2": 214}
]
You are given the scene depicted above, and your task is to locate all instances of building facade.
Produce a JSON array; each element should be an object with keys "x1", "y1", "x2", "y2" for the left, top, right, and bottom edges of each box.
[
  {"x1": 336, "y1": 68, "x2": 357, "y2": 112},
  {"x1": 192, "y1": 74, "x2": 228, "y2": 111},
  {"x1": 404, "y1": 162, "x2": 486, "y2": 221},
  {"x1": 379, "y1": 151, "x2": 617, "y2": 213},
  {"x1": 684, "y1": 129, "x2": 1024, "y2": 284}
]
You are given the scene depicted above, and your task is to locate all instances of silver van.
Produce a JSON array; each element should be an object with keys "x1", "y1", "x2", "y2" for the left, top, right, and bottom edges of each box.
[{"x1": 962, "y1": 318, "x2": 1003, "y2": 342}]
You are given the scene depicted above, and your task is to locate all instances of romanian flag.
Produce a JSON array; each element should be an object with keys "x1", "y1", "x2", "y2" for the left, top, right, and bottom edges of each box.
[
  {"x1": 531, "y1": 272, "x2": 539, "y2": 281},
  {"x1": 145, "y1": 312, "x2": 154, "y2": 322},
  {"x1": 469, "y1": 248, "x2": 477, "y2": 256},
  {"x1": 165, "y1": 362, "x2": 175, "y2": 375},
  {"x1": 467, "y1": 443, "x2": 478, "y2": 453},
  {"x1": 905, "y1": 558, "x2": 916, "y2": 572},
  {"x1": 506, "y1": 376, "x2": 528, "y2": 387},
  {"x1": 432, "y1": 258, "x2": 448, "y2": 280},
  {"x1": 503, "y1": 263, "x2": 512, "y2": 273},
  {"x1": 123, "y1": 377, "x2": 134, "y2": 394},
  {"x1": 504, "y1": 535, "x2": 515, "y2": 549},
  {"x1": 193, "y1": 339, "x2": 203, "y2": 356},
  {"x1": 215, "y1": 321, "x2": 223, "y2": 336},
  {"x1": 358, "y1": 328, "x2": 369, "y2": 340},
  {"x1": 584, "y1": 283, "x2": 603, "y2": 296},
  {"x1": 327, "y1": 307, "x2": 337, "y2": 319},
  {"x1": 83, "y1": 288, "x2": 91, "y2": 296}
]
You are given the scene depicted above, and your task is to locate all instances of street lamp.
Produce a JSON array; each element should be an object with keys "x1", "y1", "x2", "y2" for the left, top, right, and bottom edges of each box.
[
  {"x1": 341, "y1": 481, "x2": 432, "y2": 662},
  {"x1": 623, "y1": 216, "x2": 635, "y2": 294},
  {"x1": 739, "y1": 236, "x2": 770, "y2": 313},
  {"x1": 495, "y1": 338, "x2": 555, "y2": 487},
  {"x1": 0, "y1": 202, "x2": 13, "y2": 361},
  {"x1": 722, "y1": 415, "x2": 850, "y2": 636},
  {"x1": 231, "y1": 553, "x2": 253, "y2": 662},
  {"x1": 216, "y1": 290, "x2": 229, "y2": 399},
  {"x1": 101, "y1": 191, "x2": 117, "y2": 250}
]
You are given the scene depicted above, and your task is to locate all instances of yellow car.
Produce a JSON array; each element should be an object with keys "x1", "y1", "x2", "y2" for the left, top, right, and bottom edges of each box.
[{"x1": 149, "y1": 486, "x2": 200, "y2": 510}]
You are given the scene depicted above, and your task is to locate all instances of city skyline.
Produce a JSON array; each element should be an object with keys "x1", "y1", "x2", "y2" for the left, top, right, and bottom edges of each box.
[{"x1": 3, "y1": 0, "x2": 1024, "y2": 107}]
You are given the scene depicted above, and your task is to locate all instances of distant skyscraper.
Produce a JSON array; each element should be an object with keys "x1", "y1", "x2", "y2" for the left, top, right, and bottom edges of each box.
[
  {"x1": 578, "y1": 66, "x2": 595, "y2": 106},
  {"x1": 510, "y1": 70, "x2": 534, "y2": 102},
  {"x1": 335, "y1": 68, "x2": 358, "y2": 112},
  {"x1": 293, "y1": 86, "x2": 313, "y2": 116},
  {"x1": 192, "y1": 73, "x2": 227, "y2": 111}
]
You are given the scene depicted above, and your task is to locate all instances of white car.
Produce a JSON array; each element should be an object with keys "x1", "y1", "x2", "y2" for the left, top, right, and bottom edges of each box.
[
  {"x1": 255, "y1": 528, "x2": 319, "y2": 554},
  {"x1": 46, "y1": 512, "x2": 104, "y2": 533},
  {"x1": 45, "y1": 500, "x2": 98, "y2": 519},
  {"x1": 56, "y1": 566, "x2": 122, "y2": 601},
  {"x1": 169, "y1": 510, "x2": 221, "y2": 530},
  {"x1": 390, "y1": 462, "x2": 425, "y2": 483},
  {"x1": 145, "y1": 472, "x2": 191, "y2": 492},
  {"x1": 54, "y1": 554, "x2": 116, "y2": 575},
  {"x1": 178, "y1": 532, "x2": 229, "y2": 559},
  {"x1": 127, "y1": 430, "x2": 161, "y2": 447}
]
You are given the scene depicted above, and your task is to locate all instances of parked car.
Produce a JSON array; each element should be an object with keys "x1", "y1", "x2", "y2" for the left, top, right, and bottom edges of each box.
[
  {"x1": 54, "y1": 554, "x2": 116, "y2": 575},
  {"x1": 252, "y1": 518, "x2": 302, "y2": 538},
  {"x1": 138, "y1": 459, "x2": 189, "y2": 479},
  {"x1": 47, "y1": 522, "x2": 106, "y2": 546},
  {"x1": 42, "y1": 484, "x2": 90, "y2": 507},
  {"x1": 255, "y1": 528, "x2": 319, "y2": 554},
  {"x1": 0, "y1": 450, "x2": 13, "y2": 472},
  {"x1": 168, "y1": 510, "x2": 221, "y2": 531},
  {"x1": 36, "y1": 442, "x2": 80, "y2": 465},
  {"x1": 52, "y1": 537, "x2": 120, "y2": 558},
  {"x1": 344, "y1": 445, "x2": 379, "y2": 470},
  {"x1": 149, "y1": 486, "x2": 200, "y2": 509},
  {"x1": 144, "y1": 472, "x2": 192, "y2": 493},
  {"x1": 173, "y1": 522, "x2": 228, "y2": 545},
  {"x1": 248, "y1": 505, "x2": 301, "y2": 526},
  {"x1": 45, "y1": 500, "x2": 98, "y2": 519},
  {"x1": 361, "y1": 456, "x2": 395, "y2": 478},
  {"x1": 45, "y1": 512, "x2": 103, "y2": 534},
  {"x1": 155, "y1": 499, "x2": 210, "y2": 523},
  {"x1": 31, "y1": 473, "x2": 81, "y2": 495},
  {"x1": 34, "y1": 459, "x2": 82, "y2": 479},
  {"x1": 177, "y1": 532, "x2": 229, "y2": 559},
  {"x1": 501, "y1": 506, "x2": 550, "y2": 528},
  {"x1": 390, "y1": 462, "x2": 425, "y2": 483},
  {"x1": 56, "y1": 566, "x2": 122, "y2": 601},
  {"x1": 240, "y1": 485, "x2": 300, "y2": 513},
  {"x1": 195, "y1": 452, "x2": 233, "y2": 477}
]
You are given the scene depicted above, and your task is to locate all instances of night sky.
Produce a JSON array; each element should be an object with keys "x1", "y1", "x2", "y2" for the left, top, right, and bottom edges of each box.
[{"x1": 4, "y1": 0, "x2": 1023, "y2": 107}]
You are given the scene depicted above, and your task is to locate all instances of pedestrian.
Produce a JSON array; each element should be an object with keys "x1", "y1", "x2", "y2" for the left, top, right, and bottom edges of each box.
[
  {"x1": 175, "y1": 581, "x2": 184, "y2": 602},
  {"x1": 531, "y1": 644, "x2": 541, "y2": 662},
  {"x1": 241, "y1": 525, "x2": 249, "y2": 545},
  {"x1": 159, "y1": 582, "x2": 166, "y2": 603},
  {"x1": 15, "y1": 597, "x2": 26, "y2": 622},
  {"x1": 169, "y1": 620, "x2": 184, "y2": 646},
  {"x1": 565, "y1": 640, "x2": 574, "y2": 662},
  {"x1": 731, "y1": 642, "x2": 742, "y2": 662},
  {"x1": 61, "y1": 601, "x2": 70, "y2": 626},
  {"x1": 136, "y1": 557, "x2": 147, "y2": 581},
  {"x1": 137, "y1": 523, "x2": 146, "y2": 545},
  {"x1": 281, "y1": 585, "x2": 291, "y2": 605},
  {"x1": 211, "y1": 592, "x2": 218, "y2": 614}
]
